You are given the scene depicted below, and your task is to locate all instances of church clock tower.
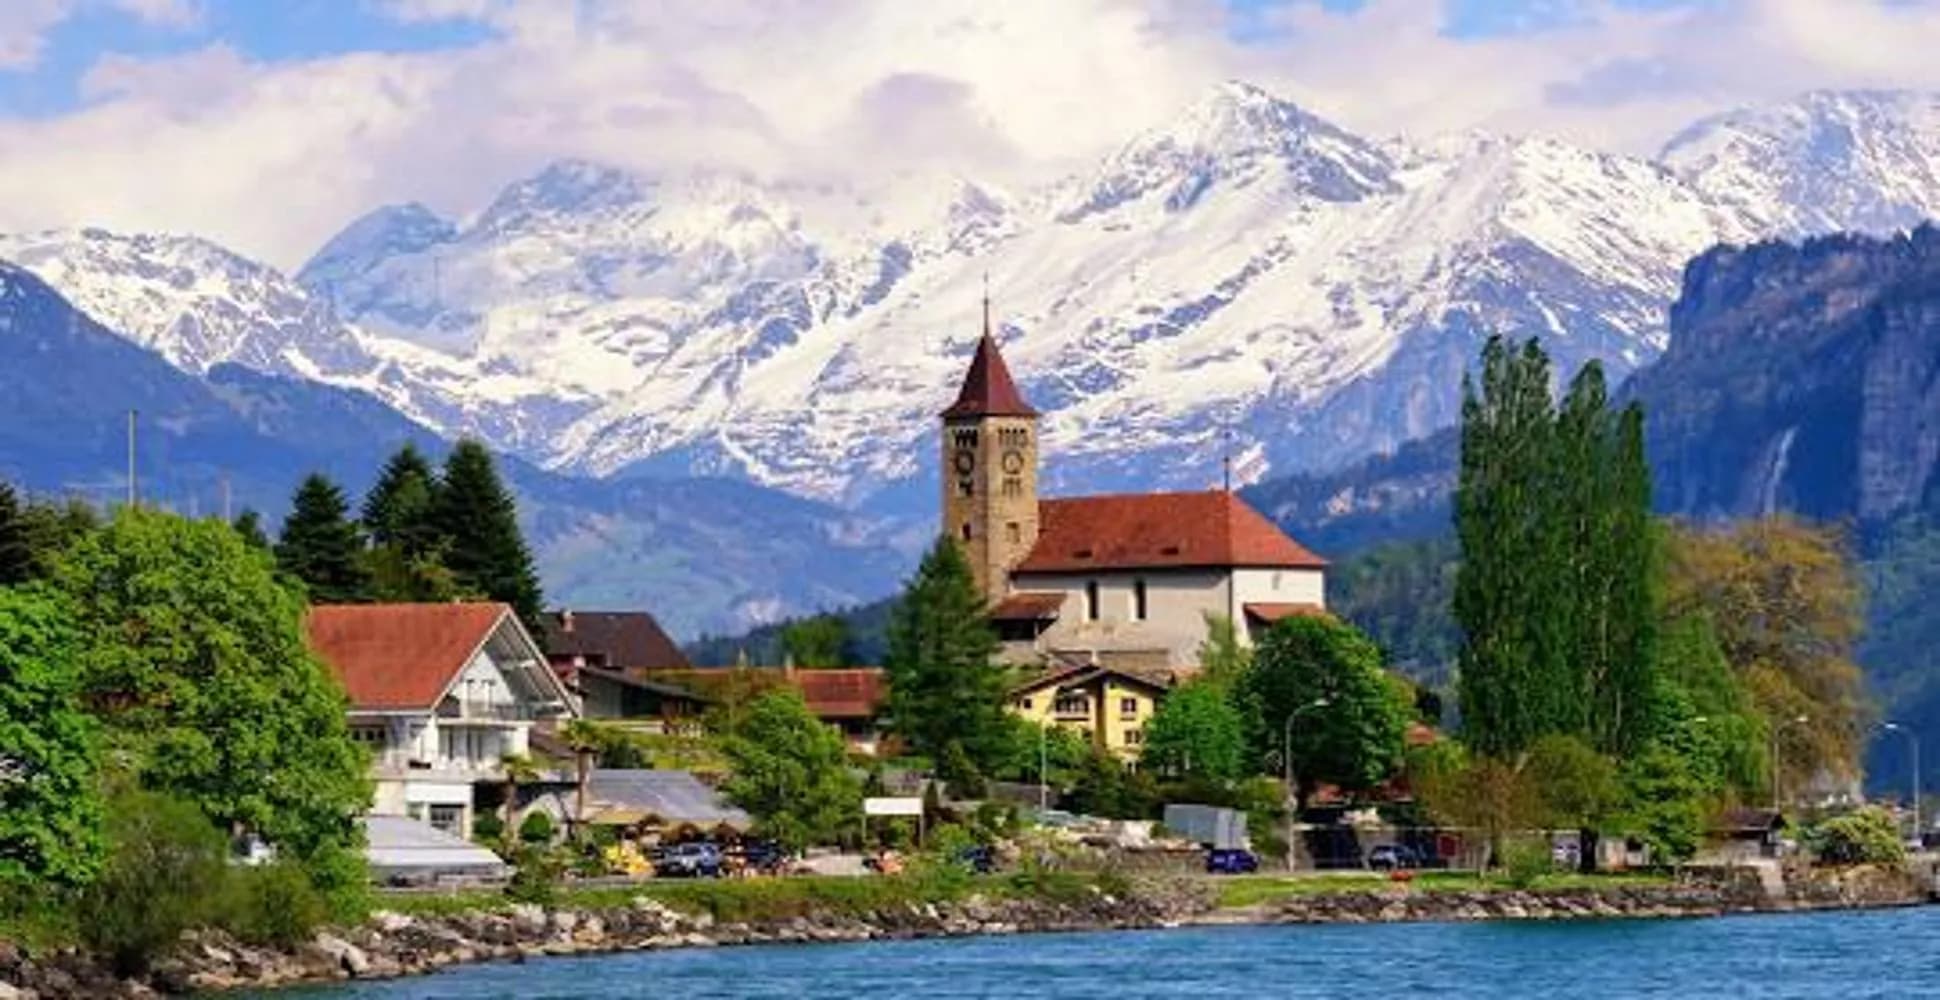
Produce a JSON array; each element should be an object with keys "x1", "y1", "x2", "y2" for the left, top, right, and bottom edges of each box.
[{"x1": 940, "y1": 304, "x2": 1039, "y2": 604}]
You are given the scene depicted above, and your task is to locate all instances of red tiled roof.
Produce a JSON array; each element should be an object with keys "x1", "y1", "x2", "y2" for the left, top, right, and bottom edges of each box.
[
  {"x1": 791, "y1": 669, "x2": 886, "y2": 720},
  {"x1": 1243, "y1": 602, "x2": 1328, "y2": 624},
  {"x1": 1013, "y1": 490, "x2": 1327, "y2": 573},
  {"x1": 941, "y1": 334, "x2": 1037, "y2": 419},
  {"x1": 991, "y1": 592, "x2": 1065, "y2": 621},
  {"x1": 306, "y1": 603, "x2": 510, "y2": 711}
]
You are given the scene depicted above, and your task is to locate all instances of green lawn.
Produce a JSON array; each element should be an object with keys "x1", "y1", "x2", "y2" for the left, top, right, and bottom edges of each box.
[{"x1": 1211, "y1": 870, "x2": 1673, "y2": 909}]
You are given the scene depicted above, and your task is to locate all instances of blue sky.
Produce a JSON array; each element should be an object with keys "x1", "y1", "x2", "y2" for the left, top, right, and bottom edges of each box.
[{"x1": 0, "y1": 0, "x2": 1720, "y2": 119}]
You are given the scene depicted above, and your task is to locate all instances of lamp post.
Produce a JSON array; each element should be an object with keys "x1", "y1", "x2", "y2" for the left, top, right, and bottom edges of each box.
[
  {"x1": 1038, "y1": 723, "x2": 1049, "y2": 812},
  {"x1": 1771, "y1": 715, "x2": 1810, "y2": 811},
  {"x1": 1282, "y1": 697, "x2": 1331, "y2": 872},
  {"x1": 1881, "y1": 721, "x2": 1921, "y2": 844}
]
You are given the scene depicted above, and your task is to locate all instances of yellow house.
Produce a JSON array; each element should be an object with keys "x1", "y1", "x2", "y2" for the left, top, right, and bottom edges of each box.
[{"x1": 1009, "y1": 662, "x2": 1171, "y2": 761}]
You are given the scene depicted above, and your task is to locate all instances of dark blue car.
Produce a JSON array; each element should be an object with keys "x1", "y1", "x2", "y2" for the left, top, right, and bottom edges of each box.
[{"x1": 1205, "y1": 848, "x2": 1259, "y2": 874}]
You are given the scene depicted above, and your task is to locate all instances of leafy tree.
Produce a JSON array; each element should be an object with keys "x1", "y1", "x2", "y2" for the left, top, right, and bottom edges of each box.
[
  {"x1": 437, "y1": 440, "x2": 544, "y2": 628},
  {"x1": 1140, "y1": 680, "x2": 1246, "y2": 782},
  {"x1": 16, "y1": 496, "x2": 100, "y2": 579},
  {"x1": 1619, "y1": 745, "x2": 1707, "y2": 863},
  {"x1": 1805, "y1": 806, "x2": 1905, "y2": 865},
  {"x1": 1329, "y1": 537, "x2": 1460, "y2": 687},
  {"x1": 496, "y1": 753, "x2": 541, "y2": 851},
  {"x1": 59, "y1": 509, "x2": 371, "y2": 871},
  {"x1": 361, "y1": 442, "x2": 443, "y2": 556},
  {"x1": 1195, "y1": 613, "x2": 1253, "y2": 690},
  {"x1": 1407, "y1": 742, "x2": 1538, "y2": 869},
  {"x1": 781, "y1": 614, "x2": 851, "y2": 667},
  {"x1": 1646, "y1": 612, "x2": 1767, "y2": 801},
  {"x1": 519, "y1": 811, "x2": 556, "y2": 845},
  {"x1": 231, "y1": 508, "x2": 271, "y2": 550},
  {"x1": 938, "y1": 740, "x2": 988, "y2": 799},
  {"x1": 0, "y1": 482, "x2": 31, "y2": 586},
  {"x1": 884, "y1": 537, "x2": 1009, "y2": 769},
  {"x1": 720, "y1": 689, "x2": 862, "y2": 851},
  {"x1": 0, "y1": 587, "x2": 103, "y2": 889},
  {"x1": 78, "y1": 789, "x2": 228, "y2": 976},
  {"x1": 1064, "y1": 744, "x2": 1158, "y2": 820},
  {"x1": 1662, "y1": 516, "x2": 1867, "y2": 798},
  {"x1": 991, "y1": 717, "x2": 1091, "y2": 789},
  {"x1": 275, "y1": 473, "x2": 370, "y2": 603},
  {"x1": 1523, "y1": 733, "x2": 1622, "y2": 872},
  {"x1": 1240, "y1": 615, "x2": 1412, "y2": 808}
]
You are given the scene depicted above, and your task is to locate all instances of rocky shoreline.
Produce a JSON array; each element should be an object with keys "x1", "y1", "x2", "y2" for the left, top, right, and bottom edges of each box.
[{"x1": 0, "y1": 867, "x2": 1927, "y2": 998}]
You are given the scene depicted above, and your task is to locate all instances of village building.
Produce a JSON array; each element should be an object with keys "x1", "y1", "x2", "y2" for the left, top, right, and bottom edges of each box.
[
  {"x1": 1009, "y1": 662, "x2": 1170, "y2": 759},
  {"x1": 537, "y1": 609, "x2": 709, "y2": 731},
  {"x1": 642, "y1": 666, "x2": 887, "y2": 755},
  {"x1": 305, "y1": 602, "x2": 577, "y2": 840},
  {"x1": 940, "y1": 315, "x2": 1330, "y2": 676}
]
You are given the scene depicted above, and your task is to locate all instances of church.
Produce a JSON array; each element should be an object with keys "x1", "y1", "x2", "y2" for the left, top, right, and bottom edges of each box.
[{"x1": 939, "y1": 313, "x2": 1330, "y2": 679}]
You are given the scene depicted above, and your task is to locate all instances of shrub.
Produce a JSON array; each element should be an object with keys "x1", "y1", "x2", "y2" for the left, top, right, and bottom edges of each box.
[
  {"x1": 78, "y1": 791, "x2": 227, "y2": 975},
  {"x1": 221, "y1": 861, "x2": 328, "y2": 948},
  {"x1": 472, "y1": 812, "x2": 504, "y2": 844},
  {"x1": 1806, "y1": 806, "x2": 1906, "y2": 866},
  {"x1": 519, "y1": 811, "x2": 556, "y2": 845},
  {"x1": 505, "y1": 845, "x2": 564, "y2": 905},
  {"x1": 1500, "y1": 838, "x2": 1553, "y2": 889}
]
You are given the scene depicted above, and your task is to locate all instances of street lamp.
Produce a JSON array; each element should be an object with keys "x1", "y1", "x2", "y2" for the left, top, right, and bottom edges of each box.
[
  {"x1": 1038, "y1": 724, "x2": 1049, "y2": 811},
  {"x1": 1283, "y1": 697, "x2": 1331, "y2": 871},
  {"x1": 1771, "y1": 715, "x2": 1809, "y2": 810},
  {"x1": 1881, "y1": 721, "x2": 1921, "y2": 844}
]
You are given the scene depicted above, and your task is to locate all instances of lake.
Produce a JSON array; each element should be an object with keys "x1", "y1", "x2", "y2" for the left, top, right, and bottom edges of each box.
[{"x1": 266, "y1": 906, "x2": 1937, "y2": 999}]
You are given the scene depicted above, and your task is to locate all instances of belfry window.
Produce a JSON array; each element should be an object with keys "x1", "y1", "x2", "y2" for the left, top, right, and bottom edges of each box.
[
  {"x1": 961, "y1": 523, "x2": 974, "y2": 541},
  {"x1": 1085, "y1": 581, "x2": 1100, "y2": 621},
  {"x1": 1133, "y1": 579, "x2": 1148, "y2": 621}
]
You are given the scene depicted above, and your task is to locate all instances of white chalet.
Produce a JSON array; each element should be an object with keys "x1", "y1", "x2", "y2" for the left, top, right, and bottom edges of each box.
[{"x1": 306, "y1": 602, "x2": 576, "y2": 839}]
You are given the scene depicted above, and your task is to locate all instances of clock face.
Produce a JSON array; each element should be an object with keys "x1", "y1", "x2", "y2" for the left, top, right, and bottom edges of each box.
[
  {"x1": 1002, "y1": 449, "x2": 1024, "y2": 474},
  {"x1": 953, "y1": 450, "x2": 976, "y2": 474}
]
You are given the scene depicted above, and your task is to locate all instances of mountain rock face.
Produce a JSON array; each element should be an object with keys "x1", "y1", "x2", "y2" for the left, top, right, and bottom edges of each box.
[
  {"x1": 0, "y1": 262, "x2": 908, "y2": 636},
  {"x1": 10, "y1": 86, "x2": 1940, "y2": 515}
]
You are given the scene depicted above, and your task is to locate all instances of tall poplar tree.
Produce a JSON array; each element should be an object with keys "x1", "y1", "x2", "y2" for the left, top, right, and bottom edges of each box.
[
  {"x1": 436, "y1": 440, "x2": 543, "y2": 627},
  {"x1": 883, "y1": 536, "x2": 1009, "y2": 769},
  {"x1": 275, "y1": 474, "x2": 370, "y2": 603}
]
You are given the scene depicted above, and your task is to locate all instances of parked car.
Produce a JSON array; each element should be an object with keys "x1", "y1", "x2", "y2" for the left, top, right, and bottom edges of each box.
[
  {"x1": 1205, "y1": 848, "x2": 1259, "y2": 875},
  {"x1": 741, "y1": 840, "x2": 788, "y2": 874},
  {"x1": 1551, "y1": 842, "x2": 1581, "y2": 869},
  {"x1": 1367, "y1": 844, "x2": 1420, "y2": 871},
  {"x1": 655, "y1": 842, "x2": 723, "y2": 878},
  {"x1": 958, "y1": 845, "x2": 996, "y2": 875}
]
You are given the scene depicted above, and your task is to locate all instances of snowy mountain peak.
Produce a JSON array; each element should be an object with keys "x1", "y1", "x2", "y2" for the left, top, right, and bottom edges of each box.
[
  {"x1": 297, "y1": 202, "x2": 456, "y2": 296},
  {"x1": 1064, "y1": 80, "x2": 1396, "y2": 221},
  {"x1": 474, "y1": 158, "x2": 651, "y2": 235}
]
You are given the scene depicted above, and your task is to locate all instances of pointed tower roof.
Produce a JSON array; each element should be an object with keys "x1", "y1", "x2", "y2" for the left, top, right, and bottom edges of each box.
[{"x1": 942, "y1": 294, "x2": 1037, "y2": 419}]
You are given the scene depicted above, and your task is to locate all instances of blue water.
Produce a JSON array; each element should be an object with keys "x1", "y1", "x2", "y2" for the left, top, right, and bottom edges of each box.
[{"x1": 269, "y1": 908, "x2": 1940, "y2": 998}]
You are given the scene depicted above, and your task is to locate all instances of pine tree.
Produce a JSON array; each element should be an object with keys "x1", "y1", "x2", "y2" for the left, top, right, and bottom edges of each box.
[
  {"x1": 883, "y1": 536, "x2": 1009, "y2": 770},
  {"x1": 231, "y1": 509, "x2": 270, "y2": 551},
  {"x1": 435, "y1": 440, "x2": 543, "y2": 626},
  {"x1": 0, "y1": 481, "x2": 32, "y2": 586},
  {"x1": 362, "y1": 443, "x2": 443, "y2": 557},
  {"x1": 274, "y1": 474, "x2": 370, "y2": 603}
]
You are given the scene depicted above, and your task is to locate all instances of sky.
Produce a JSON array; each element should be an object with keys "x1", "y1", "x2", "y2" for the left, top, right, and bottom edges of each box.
[{"x1": 3, "y1": 0, "x2": 1940, "y2": 270}]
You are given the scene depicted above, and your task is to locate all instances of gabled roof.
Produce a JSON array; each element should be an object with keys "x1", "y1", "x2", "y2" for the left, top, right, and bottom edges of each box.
[
  {"x1": 1014, "y1": 490, "x2": 1328, "y2": 574},
  {"x1": 941, "y1": 333, "x2": 1037, "y2": 419},
  {"x1": 538, "y1": 610, "x2": 690, "y2": 671},
  {"x1": 1243, "y1": 602, "x2": 1328, "y2": 625},
  {"x1": 637, "y1": 667, "x2": 886, "y2": 721},
  {"x1": 1011, "y1": 660, "x2": 1172, "y2": 698},
  {"x1": 586, "y1": 769, "x2": 751, "y2": 830},
  {"x1": 305, "y1": 602, "x2": 549, "y2": 712},
  {"x1": 991, "y1": 592, "x2": 1065, "y2": 621}
]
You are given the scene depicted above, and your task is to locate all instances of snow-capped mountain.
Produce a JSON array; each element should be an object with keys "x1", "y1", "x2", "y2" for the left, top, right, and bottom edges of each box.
[{"x1": 11, "y1": 84, "x2": 1940, "y2": 515}]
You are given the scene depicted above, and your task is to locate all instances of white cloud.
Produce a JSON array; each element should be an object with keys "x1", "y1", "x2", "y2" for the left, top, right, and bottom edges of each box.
[
  {"x1": 109, "y1": 0, "x2": 204, "y2": 29},
  {"x1": 4, "y1": 0, "x2": 1940, "y2": 271},
  {"x1": 0, "y1": 0, "x2": 75, "y2": 71}
]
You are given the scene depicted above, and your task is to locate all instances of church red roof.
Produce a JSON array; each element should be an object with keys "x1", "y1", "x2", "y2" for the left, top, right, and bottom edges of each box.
[
  {"x1": 1014, "y1": 490, "x2": 1327, "y2": 574},
  {"x1": 941, "y1": 334, "x2": 1037, "y2": 419}
]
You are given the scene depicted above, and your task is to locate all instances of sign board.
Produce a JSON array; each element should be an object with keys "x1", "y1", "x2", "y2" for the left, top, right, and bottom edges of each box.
[{"x1": 863, "y1": 796, "x2": 924, "y2": 817}]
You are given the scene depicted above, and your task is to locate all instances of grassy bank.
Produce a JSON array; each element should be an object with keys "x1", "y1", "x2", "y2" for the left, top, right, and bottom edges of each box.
[{"x1": 1211, "y1": 871, "x2": 1674, "y2": 909}]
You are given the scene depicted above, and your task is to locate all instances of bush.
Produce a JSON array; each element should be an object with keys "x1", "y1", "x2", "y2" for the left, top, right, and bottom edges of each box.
[
  {"x1": 220, "y1": 861, "x2": 328, "y2": 948},
  {"x1": 1500, "y1": 839, "x2": 1553, "y2": 889},
  {"x1": 1806, "y1": 806, "x2": 1906, "y2": 866},
  {"x1": 505, "y1": 845, "x2": 565, "y2": 905},
  {"x1": 472, "y1": 812, "x2": 504, "y2": 844},
  {"x1": 519, "y1": 811, "x2": 556, "y2": 845},
  {"x1": 78, "y1": 791, "x2": 227, "y2": 975}
]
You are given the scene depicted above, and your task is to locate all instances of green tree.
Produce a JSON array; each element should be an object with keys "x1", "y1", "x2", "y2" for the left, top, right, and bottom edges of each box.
[
  {"x1": 60, "y1": 509, "x2": 371, "y2": 872},
  {"x1": 781, "y1": 614, "x2": 851, "y2": 668},
  {"x1": 1140, "y1": 680, "x2": 1246, "y2": 782},
  {"x1": 1805, "y1": 806, "x2": 1905, "y2": 865},
  {"x1": 1195, "y1": 613, "x2": 1253, "y2": 690},
  {"x1": 0, "y1": 587, "x2": 103, "y2": 889},
  {"x1": 17, "y1": 496, "x2": 100, "y2": 580},
  {"x1": 1241, "y1": 615, "x2": 1412, "y2": 808},
  {"x1": 1619, "y1": 745, "x2": 1707, "y2": 863},
  {"x1": 77, "y1": 789, "x2": 227, "y2": 976},
  {"x1": 275, "y1": 473, "x2": 370, "y2": 603},
  {"x1": 231, "y1": 508, "x2": 271, "y2": 550},
  {"x1": 720, "y1": 689, "x2": 862, "y2": 851},
  {"x1": 361, "y1": 443, "x2": 443, "y2": 556},
  {"x1": 437, "y1": 440, "x2": 544, "y2": 628},
  {"x1": 1407, "y1": 741, "x2": 1538, "y2": 869},
  {"x1": 1523, "y1": 733, "x2": 1622, "y2": 872},
  {"x1": 0, "y1": 482, "x2": 31, "y2": 586},
  {"x1": 883, "y1": 537, "x2": 1009, "y2": 769}
]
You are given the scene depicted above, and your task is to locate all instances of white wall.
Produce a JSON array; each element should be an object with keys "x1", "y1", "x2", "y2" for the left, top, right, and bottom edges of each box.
[{"x1": 1008, "y1": 568, "x2": 1230, "y2": 668}]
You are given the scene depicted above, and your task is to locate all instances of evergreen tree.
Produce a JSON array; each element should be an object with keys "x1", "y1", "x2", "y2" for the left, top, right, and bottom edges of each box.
[
  {"x1": 274, "y1": 474, "x2": 370, "y2": 604},
  {"x1": 362, "y1": 443, "x2": 443, "y2": 556},
  {"x1": 435, "y1": 440, "x2": 543, "y2": 626},
  {"x1": 883, "y1": 536, "x2": 1009, "y2": 769},
  {"x1": 0, "y1": 482, "x2": 31, "y2": 586},
  {"x1": 231, "y1": 509, "x2": 271, "y2": 551}
]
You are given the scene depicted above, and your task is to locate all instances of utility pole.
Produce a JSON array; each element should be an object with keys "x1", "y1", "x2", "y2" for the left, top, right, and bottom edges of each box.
[
  {"x1": 1883, "y1": 722, "x2": 1921, "y2": 845},
  {"x1": 125, "y1": 409, "x2": 138, "y2": 509}
]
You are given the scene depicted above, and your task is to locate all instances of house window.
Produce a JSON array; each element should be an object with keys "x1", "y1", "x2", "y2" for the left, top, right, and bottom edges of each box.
[
  {"x1": 1085, "y1": 581, "x2": 1100, "y2": 621},
  {"x1": 1053, "y1": 693, "x2": 1090, "y2": 717},
  {"x1": 1019, "y1": 697, "x2": 1033, "y2": 711},
  {"x1": 1007, "y1": 522, "x2": 1021, "y2": 544},
  {"x1": 1120, "y1": 697, "x2": 1139, "y2": 718},
  {"x1": 350, "y1": 725, "x2": 386, "y2": 748},
  {"x1": 1124, "y1": 728, "x2": 1144, "y2": 747},
  {"x1": 427, "y1": 805, "x2": 464, "y2": 835},
  {"x1": 1133, "y1": 579, "x2": 1148, "y2": 621}
]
